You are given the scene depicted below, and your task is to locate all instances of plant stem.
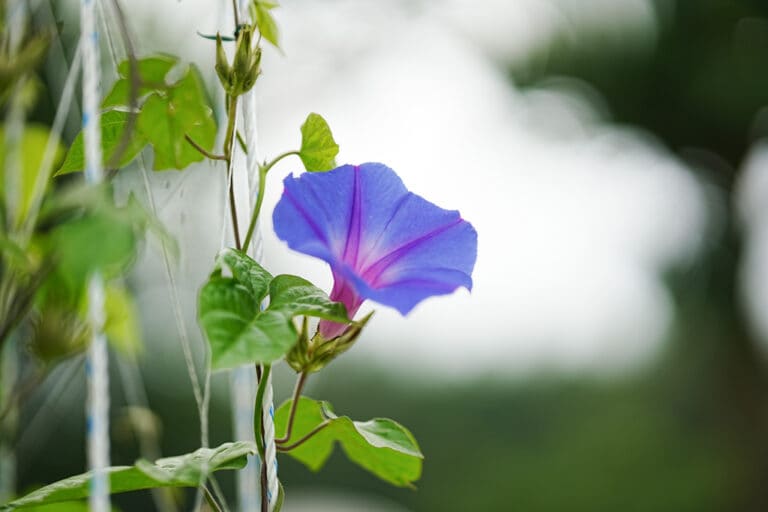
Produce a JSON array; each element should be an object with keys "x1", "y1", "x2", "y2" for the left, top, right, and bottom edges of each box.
[
  {"x1": 275, "y1": 372, "x2": 307, "y2": 444},
  {"x1": 202, "y1": 485, "x2": 224, "y2": 512},
  {"x1": 276, "y1": 420, "x2": 331, "y2": 452},
  {"x1": 236, "y1": 131, "x2": 248, "y2": 154},
  {"x1": 231, "y1": 0, "x2": 240, "y2": 27},
  {"x1": 185, "y1": 135, "x2": 227, "y2": 161},
  {"x1": 241, "y1": 150, "x2": 299, "y2": 252},
  {"x1": 253, "y1": 363, "x2": 271, "y2": 458},
  {"x1": 223, "y1": 96, "x2": 242, "y2": 249},
  {"x1": 241, "y1": 165, "x2": 266, "y2": 253},
  {"x1": 260, "y1": 461, "x2": 268, "y2": 512}
]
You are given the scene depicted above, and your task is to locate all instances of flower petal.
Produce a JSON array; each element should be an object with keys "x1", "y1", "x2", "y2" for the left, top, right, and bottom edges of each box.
[{"x1": 273, "y1": 162, "x2": 478, "y2": 316}]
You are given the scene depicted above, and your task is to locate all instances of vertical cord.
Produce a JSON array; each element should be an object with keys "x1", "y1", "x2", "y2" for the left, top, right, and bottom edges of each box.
[
  {"x1": 81, "y1": 0, "x2": 111, "y2": 511},
  {"x1": 235, "y1": 1, "x2": 278, "y2": 509},
  {"x1": 243, "y1": 90, "x2": 279, "y2": 512},
  {"x1": 231, "y1": 26, "x2": 262, "y2": 512},
  {"x1": 261, "y1": 371, "x2": 278, "y2": 510}
]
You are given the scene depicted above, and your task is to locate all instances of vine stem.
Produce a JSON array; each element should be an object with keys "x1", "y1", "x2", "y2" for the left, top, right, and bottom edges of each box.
[
  {"x1": 185, "y1": 135, "x2": 227, "y2": 161},
  {"x1": 275, "y1": 372, "x2": 308, "y2": 445},
  {"x1": 276, "y1": 421, "x2": 331, "y2": 452},
  {"x1": 203, "y1": 486, "x2": 224, "y2": 512},
  {"x1": 224, "y1": 96, "x2": 242, "y2": 250},
  {"x1": 241, "y1": 150, "x2": 299, "y2": 252},
  {"x1": 253, "y1": 364, "x2": 271, "y2": 458}
]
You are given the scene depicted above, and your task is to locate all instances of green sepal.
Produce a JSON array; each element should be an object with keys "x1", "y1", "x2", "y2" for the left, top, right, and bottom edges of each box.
[
  {"x1": 215, "y1": 33, "x2": 234, "y2": 93},
  {"x1": 286, "y1": 311, "x2": 373, "y2": 373}
]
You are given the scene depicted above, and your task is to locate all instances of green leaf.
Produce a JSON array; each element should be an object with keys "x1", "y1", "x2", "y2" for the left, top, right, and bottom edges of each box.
[
  {"x1": 102, "y1": 54, "x2": 178, "y2": 109},
  {"x1": 198, "y1": 251, "x2": 348, "y2": 369},
  {"x1": 1, "y1": 442, "x2": 256, "y2": 510},
  {"x1": 104, "y1": 283, "x2": 142, "y2": 359},
  {"x1": 199, "y1": 276, "x2": 295, "y2": 368},
  {"x1": 251, "y1": 1, "x2": 280, "y2": 48},
  {"x1": 118, "y1": 54, "x2": 178, "y2": 84},
  {"x1": 46, "y1": 211, "x2": 136, "y2": 297},
  {"x1": 137, "y1": 65, "x2": 217, "y2": 170},
  {"x1": 21, "y1": 503, "x2": 92, "y2": 511},
  {"x1": 56, "y1": 110, "x2": 147, "y2": 175},
  {"x1": 0, "y1": 123, "x2": 64, "y2": 224},
  {"x1": 275, "y1": 397, "x2": 423, "y2": 487},
  {"x1": 298, "y1": 113, "x2": 339, "y2": 171},
  {"x1": 38, "y1": 186, "x2": 156, "y2": 303},
  {"x1": 268, "y1": 274, "x2": 348, "y2": 322},
  {"x1": 216, "y1": 248, "x2": 272, "y2": 302}
]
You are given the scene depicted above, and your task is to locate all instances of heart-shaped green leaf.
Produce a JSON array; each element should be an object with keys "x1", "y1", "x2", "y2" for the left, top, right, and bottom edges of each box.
[
  {"x1": 137, "y1": 64, "x2": 216, "y2": 170},
  {"x1": 299, "y1": 113, "x2": 339, "y2": 172},
  {"x1": 275, "y1": 397, "x2": 423, "y2": 487}
]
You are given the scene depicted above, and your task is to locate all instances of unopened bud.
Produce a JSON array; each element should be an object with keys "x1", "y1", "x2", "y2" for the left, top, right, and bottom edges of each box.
[
  {"x1": 241, "y1": 46, "x2": 262, "y2": 93},
  {"x1": 214, "y1": 33, "x2": 233, "y2": 93},
  {"x1": 290, "y1": 312, "x2": 373, "y2": 373}
]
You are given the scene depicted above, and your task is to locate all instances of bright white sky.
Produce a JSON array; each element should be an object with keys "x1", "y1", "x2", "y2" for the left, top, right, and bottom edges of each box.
[{"x1": 110, "y1": 0, "x2": 711, "y2": 375}]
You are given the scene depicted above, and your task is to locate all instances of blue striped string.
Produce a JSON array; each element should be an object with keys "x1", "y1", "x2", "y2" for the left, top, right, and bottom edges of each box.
[
  {"x1": 81, "y1": 0, "x2": 110, "y2": 510},
  {"x1": 232, "y1": 1, "x2": 278, "y2": 509}
]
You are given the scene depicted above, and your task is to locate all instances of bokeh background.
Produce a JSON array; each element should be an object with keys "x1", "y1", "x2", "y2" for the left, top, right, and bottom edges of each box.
[{"x1": 15, "y1": 0, "x2": 768, "y2": 510}]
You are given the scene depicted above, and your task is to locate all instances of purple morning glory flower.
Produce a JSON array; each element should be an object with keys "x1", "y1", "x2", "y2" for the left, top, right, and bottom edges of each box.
[{"x1": 273, "y1": 162, "x2": 478, "y2": 339}]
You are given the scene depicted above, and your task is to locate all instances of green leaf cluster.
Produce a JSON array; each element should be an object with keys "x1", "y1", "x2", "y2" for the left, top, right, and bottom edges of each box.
[
  {"x1": 198, "y1": 249, "x2": 349, "y2": 369},
  {"x1": 275, "y1": 397, "x2": 423, "y2": 487},
  {"x1": 57, "y1": 55, "x2": 217, "y2": 174},
  {"x1": 1, "y1": 442, "x2": 256, "y2": 510}
]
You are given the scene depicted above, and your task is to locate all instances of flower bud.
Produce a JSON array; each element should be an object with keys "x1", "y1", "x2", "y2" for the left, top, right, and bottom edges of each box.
[
  {"x1": 232, "y1": 25, "x2": 253, "y2": 84},
  {"x1": 241, "y1": 46, "x2": 262, "y2": 93},
  {"x1": 286, "y1": 316, "x2": 311, "y2": 373},
  {"x1": 287, "y1": 312, "x2": 373, "y2": 373},
  {"x1": 214, "y1": 33, "x2": 234, "y2": 93}
]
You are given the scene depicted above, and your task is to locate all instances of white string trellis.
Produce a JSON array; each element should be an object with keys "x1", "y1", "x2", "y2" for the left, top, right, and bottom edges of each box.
[
  {"x1": 232, "y1": 1, "x2": 278, "y2": 510},
  {"x1": 91, "y1": 1, "x2": 220, "y2": 508},
  {"x1": 80, "y1": 0, "x2": 111, "y2": 511}
]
